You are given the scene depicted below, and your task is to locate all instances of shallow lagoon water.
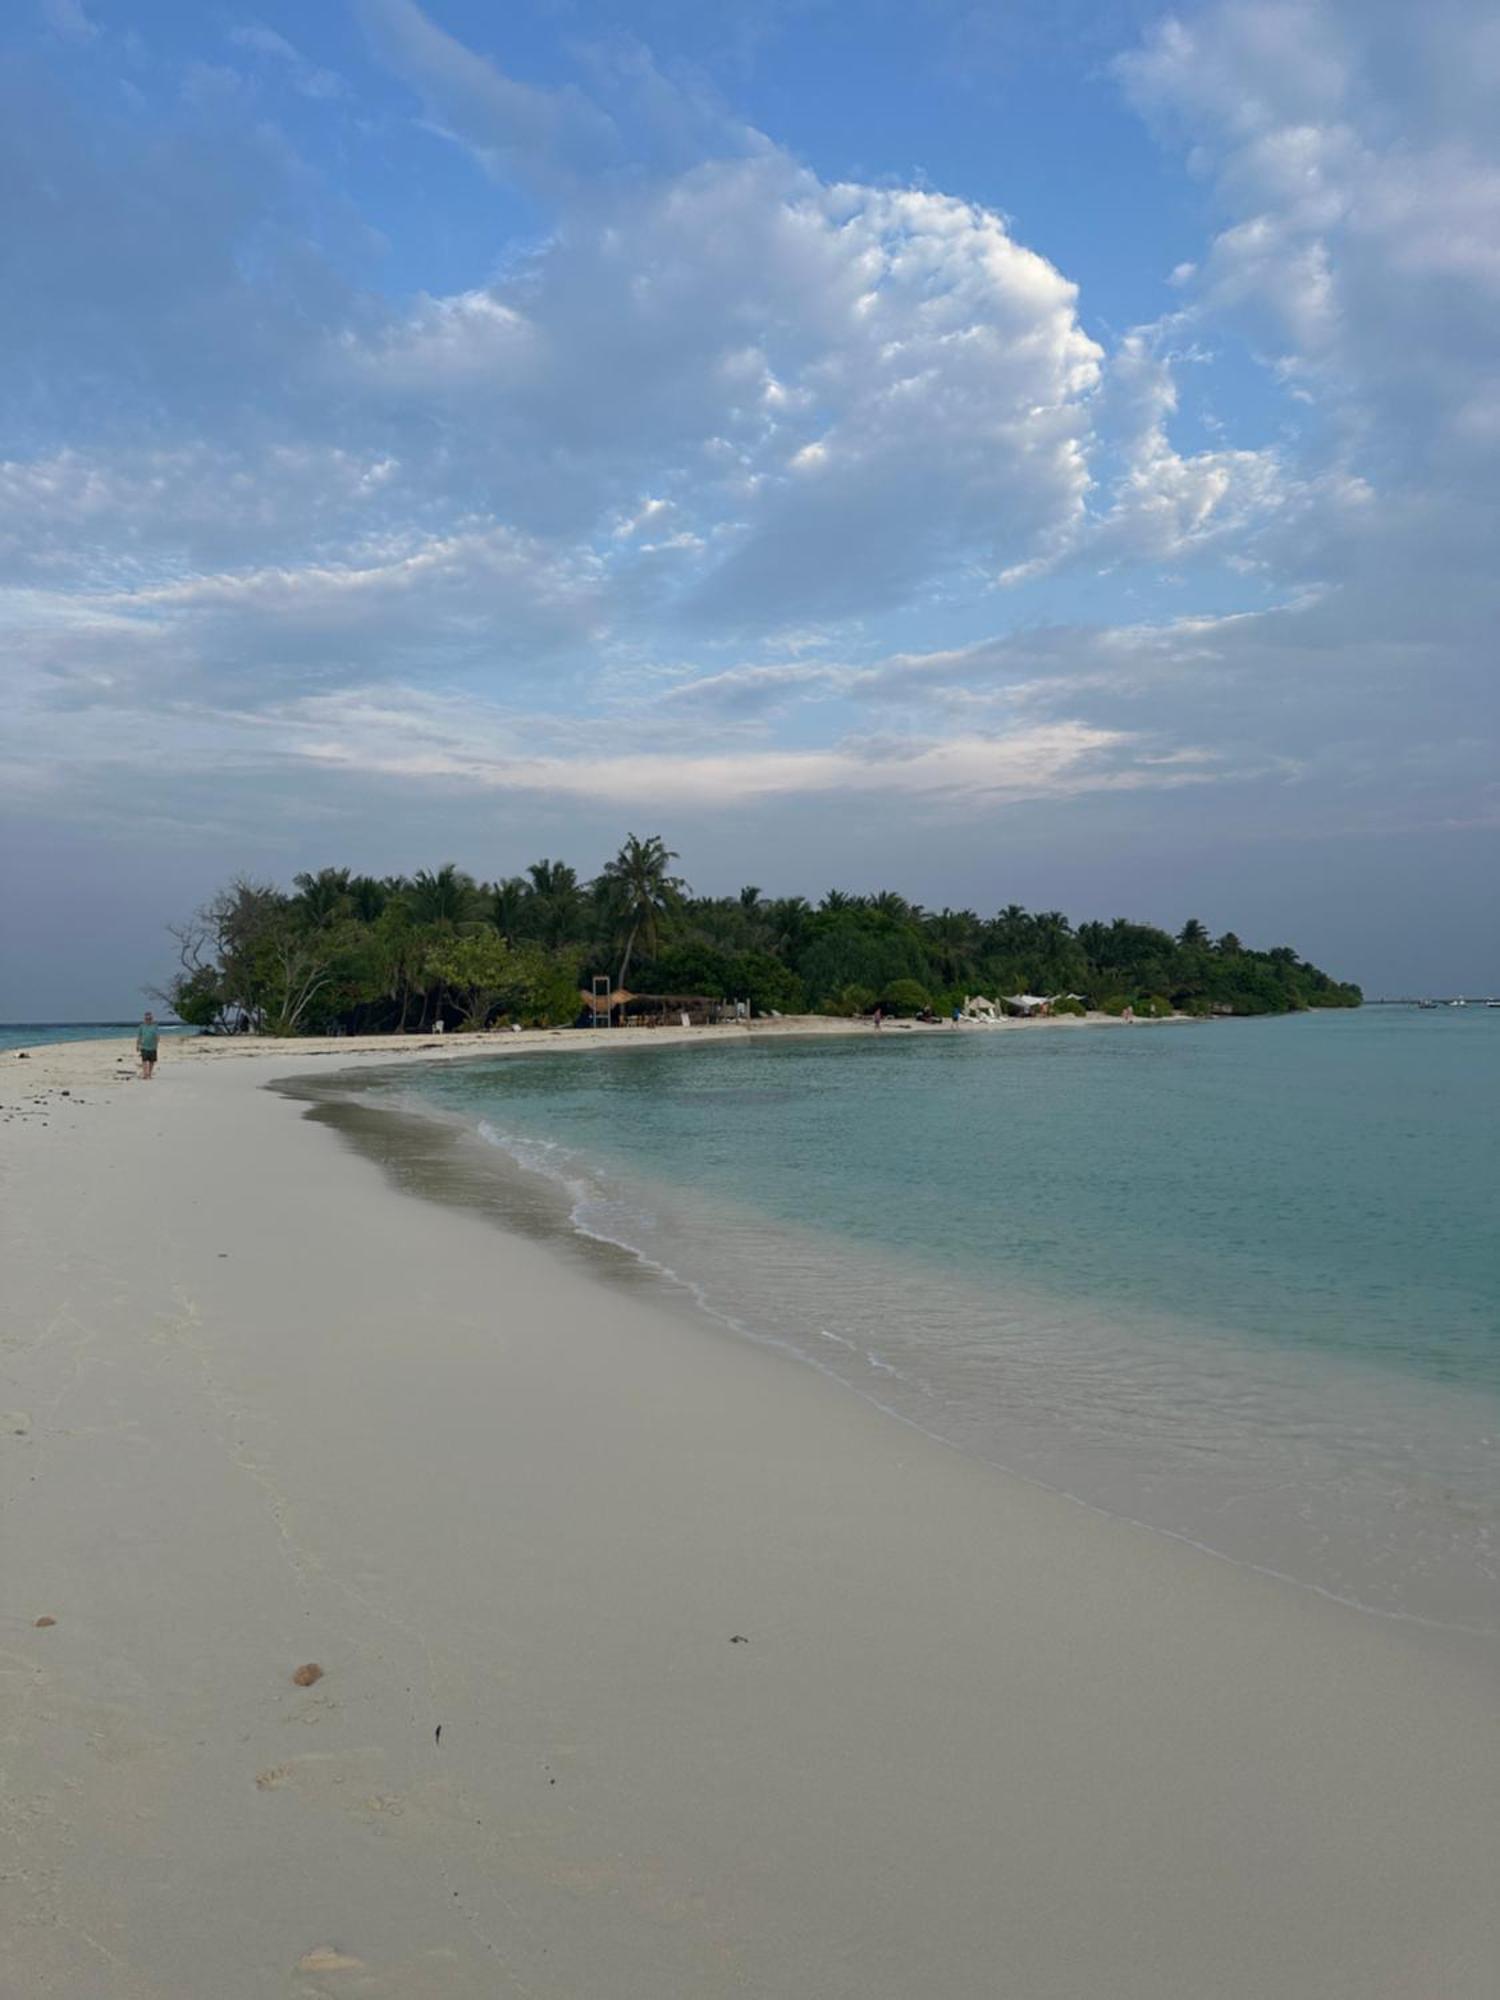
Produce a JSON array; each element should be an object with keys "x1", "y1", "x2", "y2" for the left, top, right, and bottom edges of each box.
[{"x1": 386, "y1": 1010, "x2": 1497, "y2": 1632}]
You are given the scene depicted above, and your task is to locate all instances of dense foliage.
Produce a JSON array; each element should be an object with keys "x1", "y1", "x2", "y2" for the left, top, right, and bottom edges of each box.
[{"x1": 161, "y1": 840, "x2": 1362, "y2": 1034}]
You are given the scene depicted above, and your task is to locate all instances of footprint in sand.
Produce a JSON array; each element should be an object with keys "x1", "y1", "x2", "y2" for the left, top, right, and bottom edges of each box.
[{"x1": 254, "y1": 1747, "x2": 388, "y2": 1805}]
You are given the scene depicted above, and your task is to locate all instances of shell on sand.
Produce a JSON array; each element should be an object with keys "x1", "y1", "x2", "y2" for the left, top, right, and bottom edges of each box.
[
  {"x1": 292, "y1": 1662, "x2": 324, "y2": 1686},
  {"x1": 33, "y1": 1615, "x2": 56, "y2": 1628},
  {"x1": 296, "y1": 1945, "x2": 365, "y2": 1972}
]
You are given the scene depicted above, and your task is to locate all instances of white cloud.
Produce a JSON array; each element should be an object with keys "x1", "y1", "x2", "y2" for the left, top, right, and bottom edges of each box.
[
  {"x1": 2, "y1": 0, "x2": 1494, "y2": 904},
  {"x1": 269, "y1": 687, "x2": 1152, "y2": 809},
  {"x1": 227, "y1": 22, "x2": 346, "y2": 100},
  {"x1": 41, "y1": 0, "x2": 97, "y2": 44}
]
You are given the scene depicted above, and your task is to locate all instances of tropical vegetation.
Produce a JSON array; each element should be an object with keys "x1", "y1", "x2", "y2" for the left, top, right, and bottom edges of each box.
[{"x1": 159, "y1": 838, "x2": 1362, "y2": 1034}]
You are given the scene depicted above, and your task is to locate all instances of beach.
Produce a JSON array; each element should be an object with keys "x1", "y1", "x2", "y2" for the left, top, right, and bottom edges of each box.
[{"x1": 2, "y1": 1029, "x2": 1496, "y2": 1998}]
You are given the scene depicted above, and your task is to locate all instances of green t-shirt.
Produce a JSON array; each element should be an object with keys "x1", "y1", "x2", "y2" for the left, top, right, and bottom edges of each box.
[{"x1": 137, "y1": 1025, "x2": 159, "y2": 1055}]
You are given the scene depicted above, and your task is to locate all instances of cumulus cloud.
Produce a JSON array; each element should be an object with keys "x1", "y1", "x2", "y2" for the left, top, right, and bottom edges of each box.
[
  {"x1": 1, "y1": 0, "x2": 1495, "y2": 961},
  {"x1": 1105, "y1": 0, "x2": 1499, "y2": 784},
  {"x1": 332, "y1": 154, "x2": 1104, "y2": 614}
]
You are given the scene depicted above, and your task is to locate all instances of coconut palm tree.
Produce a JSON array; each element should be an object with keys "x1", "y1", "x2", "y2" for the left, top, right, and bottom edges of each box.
[
  {"x1": 527, "y1": 859, "x2": 584, "y2": 949},
  {"x1": 488, "y1": 875, "x2": 529, "y2": 940},
  {"x1": 990, "y1": 903, "x2": 1031, "y2": 954},
  {"x1": 292, "y1": 868, "x2": 352, "y2": 929},
  {"x1": 1178, "y1": 917, "x2": 1210, "y2": 948},
  {"x1": 407, "y1": 864, "x2": 478, "y2": 929},
  {"x1": 600, "y1": 834, "x2": 685, "y2": 990},
  {"x1": 347, "y1": 874, "x2": 389, "y2": 924},
  {"x1": 767, "y1": 895, "x2": 812, "y2": 957},
  {"x1": 926, "y1": 907, "x2": 981, "y2": 987}
]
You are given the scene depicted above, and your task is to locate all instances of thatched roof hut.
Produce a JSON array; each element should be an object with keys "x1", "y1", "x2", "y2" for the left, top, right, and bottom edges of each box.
[{"x1": 623, "y1": 993, "x2": 723, "y2": 1023}]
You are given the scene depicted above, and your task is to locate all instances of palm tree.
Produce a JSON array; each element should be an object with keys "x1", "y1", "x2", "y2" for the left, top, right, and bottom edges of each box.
[
  {"x1": 347, "y1": 875, "x2": 389, "y2": 924},
  {"x1": 488, "y1": 875, "x2": 529, "y2": 940},
  {"x1": 600, "y1": 834, "x2": 685, "y2": 991},
  {"x1": 527, "y1": 859, "x2": 584, "y2": 949},
  {"x1": 767, "y1": 896, "x2": 812, "y2": 957},
  {"x1": 1178, "y1": 918, "x2": 1210, "y2": 948},
  {"x1": 407, "y1": 864, "x2": 477, "y2": 929},
  {"x1": 293, "y1": 868, "x2": 352, "y2": 929},
  {"x1": 926, "y1": 908, "x2": 981, "y2": 987}
]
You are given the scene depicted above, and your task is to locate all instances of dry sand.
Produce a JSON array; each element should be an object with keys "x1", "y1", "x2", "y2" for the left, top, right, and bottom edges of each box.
[{"x1": 1, "y1": 1030, "x2": 1495, "y2": 1998}]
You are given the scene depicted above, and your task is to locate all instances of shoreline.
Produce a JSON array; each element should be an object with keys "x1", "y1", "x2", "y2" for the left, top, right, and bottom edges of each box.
[
  {"x1": 0, "y1": 1003, "x2": 1195, "y2": 1107},
  {"x1": 288, "y1": 1058, "x2": 1500, "y2": 1646},
  {"x1": 2, "y1": 1033, "x2": 1496, "y2": 1994}
]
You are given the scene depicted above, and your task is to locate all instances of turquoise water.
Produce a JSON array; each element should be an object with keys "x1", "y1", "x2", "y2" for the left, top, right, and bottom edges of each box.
[
  {"x1": 395, "y1": 1011, "x2": 1499, "y2": 1630},
  {"x1": 0, "y1": 1022, "x2": 189, "y2": 1054}
]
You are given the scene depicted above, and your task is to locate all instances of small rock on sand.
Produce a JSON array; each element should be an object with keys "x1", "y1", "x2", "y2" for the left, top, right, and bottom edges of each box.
[
  {"x1": 296, "y1": 1945, "x2": 365, "y2": 1972},
  {"x1": 34, "y1": 1615, "x2": 57, "y2": 1628},
  {"x1": 292, "y1": 1662, "x2": 324, "y2": 1686}
]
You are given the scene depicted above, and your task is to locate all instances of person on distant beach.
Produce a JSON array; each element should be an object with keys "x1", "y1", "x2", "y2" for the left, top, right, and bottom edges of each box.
[
  {"x1": 872, "y1": 1005, "x2": 884, "y2": 1030},
  {"x1": 136, "y1": 1012, "x2": 160, "y2": 1080}
]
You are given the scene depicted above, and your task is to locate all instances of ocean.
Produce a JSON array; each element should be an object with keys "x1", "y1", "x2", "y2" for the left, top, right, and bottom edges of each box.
[
  {"x1": 362, "y1": 1009, "x2": 1498, "y2": 1634},
  {"x1": 0, "y1": 1022, "x2": 190, "y2": 1054}
]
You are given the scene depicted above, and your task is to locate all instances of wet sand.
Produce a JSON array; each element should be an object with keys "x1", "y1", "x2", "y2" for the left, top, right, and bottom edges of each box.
[{"x1": 1, "y1": 1037, "x2": 1495, "y2": 1997}]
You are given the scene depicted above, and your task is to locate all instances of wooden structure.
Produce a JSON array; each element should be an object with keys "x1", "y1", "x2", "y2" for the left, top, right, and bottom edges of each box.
[
  {"x1": 576, "y1": 986, "x2": 729, "y2": 1028},
  {"x1": 622, "y1": 993, "x2": 725, "y2": 1027}
]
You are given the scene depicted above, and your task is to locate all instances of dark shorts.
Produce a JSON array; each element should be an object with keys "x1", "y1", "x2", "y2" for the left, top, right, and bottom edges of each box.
[{"x1": 140, "y1": 1047, "x2": 158, "y2": 1065}]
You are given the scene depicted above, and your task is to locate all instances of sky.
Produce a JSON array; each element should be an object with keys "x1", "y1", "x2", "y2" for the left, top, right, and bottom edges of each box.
[{"x1": 2, "y1": 0, "x2": 1496, "y2": 1013}]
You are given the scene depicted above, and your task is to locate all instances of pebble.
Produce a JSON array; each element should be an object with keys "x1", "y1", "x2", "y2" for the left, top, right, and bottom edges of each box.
[{"x1": 296, "y1": 1946, "x2": 365, "y2": 1973}]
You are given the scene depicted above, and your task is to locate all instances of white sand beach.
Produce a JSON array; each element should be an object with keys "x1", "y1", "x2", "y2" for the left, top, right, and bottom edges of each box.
[{"x1": 2, "y1": 1029, "x2": 1496, "y2": 1998}]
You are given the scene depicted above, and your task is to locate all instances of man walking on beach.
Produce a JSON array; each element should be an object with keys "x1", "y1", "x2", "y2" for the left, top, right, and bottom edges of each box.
[{"x1": 136, "y1": 1012, "x2": 160, "y2": 1080}]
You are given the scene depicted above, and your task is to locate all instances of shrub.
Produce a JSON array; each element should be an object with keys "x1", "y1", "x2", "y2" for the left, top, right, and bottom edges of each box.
[
  {"x1": 821, "y1": 983, "x2": 875, "y2": 1017},
  {"x1": 880, "y1": 978, "x2": 932, "y2": 1017}
]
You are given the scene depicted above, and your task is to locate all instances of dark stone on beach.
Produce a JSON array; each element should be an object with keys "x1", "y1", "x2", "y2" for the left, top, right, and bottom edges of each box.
[
  {"x1": 291, "y1": 1662, "x2": 324, "y2": 1687},
  {"x1": 34, "y1": 1615, "x2": 56, "y2": 1628},
  {"x1": 16, "y1": 1052, "x2": 27, "y2": 1059},
  {"x1": 729, "y1": 1634, "x2": 749, "y2": 1644}
]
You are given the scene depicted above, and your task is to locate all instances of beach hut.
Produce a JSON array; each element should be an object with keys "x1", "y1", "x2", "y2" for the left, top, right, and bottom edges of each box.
[
  {"x1": 1003, "y1": 994, "x2": 1054, "y2": 1017},
  {"x1": 576, "y1": 985, "x2": 633, "y2": 1027},
  {"x1": 622, "y1": 993, "x2": 725, "y2": 1027}
]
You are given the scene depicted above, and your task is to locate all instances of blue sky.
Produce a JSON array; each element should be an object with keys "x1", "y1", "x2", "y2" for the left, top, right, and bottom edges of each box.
[{"x1": 2, "y1": 0, "x2": 1496, "y2": 1011}]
